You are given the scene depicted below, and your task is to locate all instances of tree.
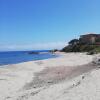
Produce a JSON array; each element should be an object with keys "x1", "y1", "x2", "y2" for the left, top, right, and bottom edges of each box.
[{"x1": 68, "y1": 39, "x2": 79, "y2": 45}]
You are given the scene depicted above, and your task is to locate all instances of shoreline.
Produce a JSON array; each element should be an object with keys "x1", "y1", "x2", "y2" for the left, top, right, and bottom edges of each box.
[
  {"x1": 0, "y1": 51, "x2": 58, "y2": 66},
  {"x1": 0, "y1": 52, "x2": 99, "y2": 100}
]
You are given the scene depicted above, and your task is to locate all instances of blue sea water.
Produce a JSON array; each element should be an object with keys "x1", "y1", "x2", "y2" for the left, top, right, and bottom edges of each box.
[{"x1": 0, "y1": 50, "x2": 57, "y2": 66}]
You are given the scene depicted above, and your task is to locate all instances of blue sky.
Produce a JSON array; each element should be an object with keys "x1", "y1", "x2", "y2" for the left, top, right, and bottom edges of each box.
[{"x1": 0, "y1": 0, "x2": 100, "y2": 51}]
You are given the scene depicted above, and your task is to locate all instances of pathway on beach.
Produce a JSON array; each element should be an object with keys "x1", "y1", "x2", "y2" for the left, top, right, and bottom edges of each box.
[{"x1": 24, "y1": 63, "x2": 97, "y2": 90}]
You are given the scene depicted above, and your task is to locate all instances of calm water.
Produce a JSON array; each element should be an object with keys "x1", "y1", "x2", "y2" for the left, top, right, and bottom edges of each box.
[{"x1": 0, "y1": 50, "x2": 58, "y2": 66}]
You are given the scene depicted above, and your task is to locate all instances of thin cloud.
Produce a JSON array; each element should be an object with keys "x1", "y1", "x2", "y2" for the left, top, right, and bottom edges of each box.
[{"x1": 0, "y1": 42, "x2": 67, "y2": 51}]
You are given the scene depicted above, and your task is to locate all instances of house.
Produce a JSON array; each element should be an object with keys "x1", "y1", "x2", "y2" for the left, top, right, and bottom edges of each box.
[{"x1": 79, "y1": 33, "x2": 100, "y2": 45}]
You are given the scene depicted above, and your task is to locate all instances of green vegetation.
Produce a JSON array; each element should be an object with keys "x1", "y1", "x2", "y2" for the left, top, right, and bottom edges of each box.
[{"x1": 61, "y1": 34, "x2": 100, "y2": 54}]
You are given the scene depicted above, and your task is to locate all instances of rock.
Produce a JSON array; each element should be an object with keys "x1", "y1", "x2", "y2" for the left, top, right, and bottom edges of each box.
[
  {"x1": 28, "y1": 51, "x2": 40, "y2": 55},
  {"x1": 87, "y1": 51, "x2": 96, "y2": 55},
  {"x1": 82, "y1": 76, "x2": 85, "y2": 79},
  {"x1": 92, "y1": 56, "x2": 100, "y2": 66}
]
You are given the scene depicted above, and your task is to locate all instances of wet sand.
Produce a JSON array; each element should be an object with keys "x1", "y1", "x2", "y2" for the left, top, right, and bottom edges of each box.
[{"x1": 24, "y1": 63, "x2": 97, "y2": 90}]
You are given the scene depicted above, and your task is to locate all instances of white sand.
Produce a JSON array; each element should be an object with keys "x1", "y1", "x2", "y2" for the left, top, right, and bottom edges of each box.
[{"x1": 0, "y1": 53, "x2": 100, "y2": 100}]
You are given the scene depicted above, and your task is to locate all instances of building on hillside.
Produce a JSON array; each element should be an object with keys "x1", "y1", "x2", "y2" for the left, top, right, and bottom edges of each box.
[{"x1": 79, "y1": 33, "x2": 100, "y2": 45}]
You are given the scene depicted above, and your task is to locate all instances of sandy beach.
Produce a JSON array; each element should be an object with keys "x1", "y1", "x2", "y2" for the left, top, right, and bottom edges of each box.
[{"x1": 0, "y1": 53, "x2": 100, "y2": 100}]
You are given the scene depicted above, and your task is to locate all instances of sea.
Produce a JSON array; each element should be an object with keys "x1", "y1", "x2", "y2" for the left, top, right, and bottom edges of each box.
[{"x1": 0, "y1": 50, "x2": 58, "y2": 66}]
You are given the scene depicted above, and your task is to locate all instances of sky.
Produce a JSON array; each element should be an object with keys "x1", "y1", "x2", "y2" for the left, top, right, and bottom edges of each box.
[{"x1": 0, "y1": 0, "x2": 100, "y2": 51}]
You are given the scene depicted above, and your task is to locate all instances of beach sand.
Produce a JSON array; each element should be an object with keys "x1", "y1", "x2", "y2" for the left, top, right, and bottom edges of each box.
[{"x1": 0, "y1": 53, "x2": 100, "y2": 100}]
